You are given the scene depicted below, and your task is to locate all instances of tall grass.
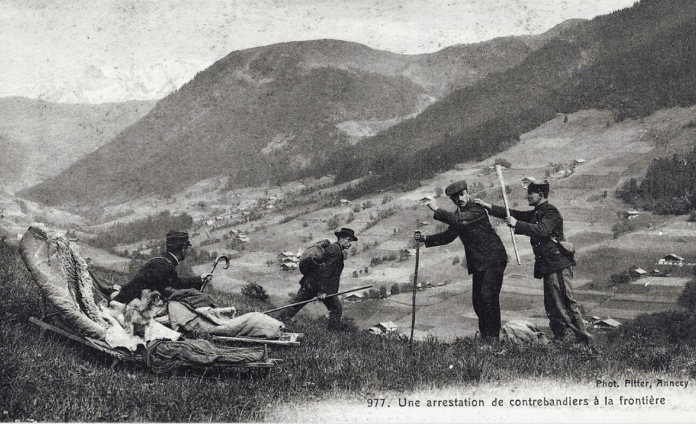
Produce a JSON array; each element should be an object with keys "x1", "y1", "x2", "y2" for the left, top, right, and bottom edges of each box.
[{"x1": 1, "y1": 241, "x2": 696, "y2": 422}]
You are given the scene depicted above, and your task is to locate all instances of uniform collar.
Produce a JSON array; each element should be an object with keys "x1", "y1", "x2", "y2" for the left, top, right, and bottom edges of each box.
[
  {"x1": 533, "y1": 200, "x2": 549, "y2": 211},
  {"x1": 164, "y1": 252, "x2": 179, "y2": 267}
]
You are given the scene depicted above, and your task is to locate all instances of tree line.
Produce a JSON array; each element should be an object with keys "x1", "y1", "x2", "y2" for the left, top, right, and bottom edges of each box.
[
  {"x1": 616, "y1": 148, "x2": 696, "y2": 215},
  {"x1": 89, "y1": 211, "x2": 194, "y2": 250}
]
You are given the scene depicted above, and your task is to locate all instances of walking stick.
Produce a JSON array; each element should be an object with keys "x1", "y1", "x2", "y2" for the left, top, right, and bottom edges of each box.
[
  {"x1": 410, "y1": 232, "x2": 420, "y2": 345},
  {"x1": 262, "y1": 285, "x2": 373, "y2": 314},
  {"x1": 200, "y1": 254, "x2": 231, "y2": 292},
  {"x1": 495, "y1": 165, "x2": 521, "y2": 265}
]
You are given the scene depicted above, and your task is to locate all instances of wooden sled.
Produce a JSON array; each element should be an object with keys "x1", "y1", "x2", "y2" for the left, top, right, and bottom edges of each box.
[
  {"x1": 29, "y1": 313, "x2": 279, "y2": 373},
  {"x1": 20, "y1": 226, "x2": 280, "y2": 374},
  {"x1": 213, "y1": 332, "x2": 304, "y2": 347}
]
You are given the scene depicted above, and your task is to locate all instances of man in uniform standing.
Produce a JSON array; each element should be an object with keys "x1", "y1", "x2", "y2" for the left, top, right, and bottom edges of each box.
[
  {"x1": 113, "y1": 231, "x2": 212, "y2": 304},
  {"x1": 278, "y1": 228, "x2": 357, "y2": 330},
  {"x1": 477, "y1": 180, "x2": 592, "y2": 344},
  {"x1": 415, "y1": 181, "x2": 508, "y2": 341}
]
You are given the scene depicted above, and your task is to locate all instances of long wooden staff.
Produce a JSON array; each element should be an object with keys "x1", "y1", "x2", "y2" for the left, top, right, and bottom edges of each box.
[
  {"x1": 262, "y1": 285, "x2": 373, "y2": 314},
  {"x1": 495, "y1": 165, "x2": 521, "y2": 265},
  {"x1": 410, "y1": 233, "x2": 420, "y2": 345}
]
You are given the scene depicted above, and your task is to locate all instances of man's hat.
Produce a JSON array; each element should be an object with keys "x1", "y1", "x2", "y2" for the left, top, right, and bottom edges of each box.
[
  {"x1": 527, "y1": 180, "x2": 550, "y2": 196},
  {"x1": 445, "y1": 180, "x2": 468, "y2": 197},
  {"x1": 166, "y1": 230, "x2": 192, "y2": 250},
  {"x1": 334, "y1": 228, "x2": 358, "y2": 241}
]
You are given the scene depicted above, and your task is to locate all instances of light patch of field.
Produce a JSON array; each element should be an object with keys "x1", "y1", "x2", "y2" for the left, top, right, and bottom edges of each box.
[
  {"x1": 634, "y1": 227, "x2": 696, "y2": 238},
  {"x1": 72, "y1": 242, "x2": 130, "y2": 272},
  {"x1": 356, "y1": 266, "x2": 414, "y2": 285},
  {"x1": 532, "y1": 137, "x2": 573, "y2": 149},
  {"x1": 630, "y1": 277, "x2": 691, "y2": 288},
  {"x1": 590, "y1": 307, "x2": 675, "y2": 321},
  {"x1": 596, "y1": 299, "x2": 680, "y2": 316}
]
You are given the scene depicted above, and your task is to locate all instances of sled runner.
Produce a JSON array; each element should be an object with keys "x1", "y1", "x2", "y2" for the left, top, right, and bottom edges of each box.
[{"x1": 213, "y1": 332, "x2": 304, "y2": 347}]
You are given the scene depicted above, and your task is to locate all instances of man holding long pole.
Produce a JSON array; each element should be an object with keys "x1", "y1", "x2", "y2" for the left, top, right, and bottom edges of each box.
[
  {"x1": 415, "y1": 181, "x2": 508, "y2": 342},
  {"x1": 476, "y1": 179, "x2": 593, "y2": 345}
]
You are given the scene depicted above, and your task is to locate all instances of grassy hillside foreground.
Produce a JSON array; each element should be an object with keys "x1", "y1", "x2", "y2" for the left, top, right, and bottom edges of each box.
[{"x1": 2, "y1": 241, "x2": 696, "y2": 422}]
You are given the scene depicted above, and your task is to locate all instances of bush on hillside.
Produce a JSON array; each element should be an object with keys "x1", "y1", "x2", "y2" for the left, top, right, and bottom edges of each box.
[
  {"x1": 678, "y1": 280, "x2": 696, "y2": 313},
  {"x1": 611, "y1": 219, "x2": 636, "y2": 239},
  {"x1": 241, "y1": 282, "x2": 270, "y2": 303},
  {"x1": 494, "y1": 158, "x2": 512, "y2": 169},
  {"x1": 608, "y1": 310, "x2": 696, "y2": 346}
]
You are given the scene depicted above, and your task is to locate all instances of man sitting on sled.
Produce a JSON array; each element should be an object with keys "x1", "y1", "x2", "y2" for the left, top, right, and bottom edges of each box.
[
  {"x1": 107, "y1": 230, "x2": 283, "y2": 343},
  {"x1": 112, "y1": 230, "x2": 212, "y2": 304}
]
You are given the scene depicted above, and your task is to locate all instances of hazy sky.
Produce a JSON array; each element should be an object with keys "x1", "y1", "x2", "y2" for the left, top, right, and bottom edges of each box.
[{"x1": 1, "y1": 0, "x2": 638, "y2": 102}]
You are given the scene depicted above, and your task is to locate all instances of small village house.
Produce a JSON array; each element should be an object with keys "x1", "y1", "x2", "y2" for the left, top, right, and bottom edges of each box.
[
  {"x1": 377, "y1": 321, "x2": 398, "y2": 333},
  {"x1": 592, "y1": 317, "x2": 622, "y2": 330},
  {"x1": 658, "y1": 254, "x2": 684, "y2": 267},
  {"x1": 344, "y1": 293, "x2": 365, "y2": 302}
]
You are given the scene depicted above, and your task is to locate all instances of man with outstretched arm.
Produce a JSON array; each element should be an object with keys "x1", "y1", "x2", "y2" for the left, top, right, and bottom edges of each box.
[
  {"x1": 476, "y1": 180, "x2": 593, "y2": 345},
  {"x1": 414, "y1": 181, "x2": 508, "y2": 342},
  {"x1": 278, "y1": 228, "x2": 358, "y2": 330}
]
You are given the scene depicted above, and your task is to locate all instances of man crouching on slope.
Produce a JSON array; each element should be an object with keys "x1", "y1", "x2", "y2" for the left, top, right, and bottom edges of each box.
[
  {"x1": 476, "y1": 180, "x2": 593, "y2": 345},
  {"x1": 415, "y1": 181, "x2": 508, "y2": 342}
]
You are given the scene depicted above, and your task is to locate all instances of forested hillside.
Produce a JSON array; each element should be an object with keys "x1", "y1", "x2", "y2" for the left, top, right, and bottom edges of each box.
[
  {"x1": 617, "y1": 145, "x2": 696, "y2": 215},
  {"x1": 316, "y1": 0, "x2": 696, "y2": 195}
]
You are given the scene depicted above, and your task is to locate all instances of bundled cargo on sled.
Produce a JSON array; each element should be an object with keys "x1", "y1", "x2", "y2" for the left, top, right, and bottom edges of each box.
[{"x1": 19, "y1": 226, "x2": 283, "y2": 374}]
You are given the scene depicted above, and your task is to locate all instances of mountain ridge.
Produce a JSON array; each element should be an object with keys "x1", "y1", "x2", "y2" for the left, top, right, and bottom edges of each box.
[
  {"x1": 0, "y1": 97, "x2": 156, "y2": 193},
  {"x1": 21, "y1": 1, "x2": 696, "y2": 207},
  {"x1": 21, "y1": 27, "x2": 564, "y2": 207}
]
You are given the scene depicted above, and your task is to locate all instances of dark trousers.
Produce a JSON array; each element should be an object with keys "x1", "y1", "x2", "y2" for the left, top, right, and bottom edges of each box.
[
  {"x1": 543, "y1": 266, "x2": 592, "y2": 343},
  {"x1": 471, "y1": 262, "x2": 506, "y2": 339},
  {"x1": 280, "y1": 285, "x2": 343, "y2": 329}
]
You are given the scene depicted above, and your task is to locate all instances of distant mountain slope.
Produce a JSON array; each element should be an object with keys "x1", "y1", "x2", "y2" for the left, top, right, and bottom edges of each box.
[
  {"x1": 21, "y1": 28, "x2": 567, "y2": 207},
  {"x1": 26, "y1": 0, "x2": 696, "y2": 208},
  {"x1": 0, "y1": 97, "x2": 155, "y2": 193}
]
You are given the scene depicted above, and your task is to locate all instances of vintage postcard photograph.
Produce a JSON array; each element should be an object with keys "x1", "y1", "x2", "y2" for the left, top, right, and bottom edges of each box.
[{"x1": 2, "y1": 0, "x2": 696, "y2": 423}]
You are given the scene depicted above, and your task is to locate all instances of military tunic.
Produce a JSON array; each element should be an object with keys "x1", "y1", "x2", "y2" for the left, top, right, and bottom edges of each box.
[
  {"x1": 113, "y1": 252, "x2": 204, "y2": 304},
  {"x1": 489, "y1": 201, "x2": 591, "y2": 343}
]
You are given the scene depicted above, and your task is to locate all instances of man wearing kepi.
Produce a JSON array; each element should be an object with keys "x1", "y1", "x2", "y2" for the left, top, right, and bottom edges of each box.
[
  {"x1": 414, "y1": 181, "x2": 508, "y2": 341},
  {"x1": 476, "y1": 180, "x2": 593, "y2": 345},
  {"x1": 278, "y1": 228, "x2": 358, "y2": 330},
  {"x1": 113, "y1": 231, "x2": 212, "y2": 304}
]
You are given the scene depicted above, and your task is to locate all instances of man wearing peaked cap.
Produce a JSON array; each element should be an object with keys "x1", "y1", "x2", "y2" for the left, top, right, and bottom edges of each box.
[
  {"x1": 477, "y1": 180, "x2": 593, "y2": 345},
  {"x1": 166, "y1": 230, "x2": 192, "y2": 251},
  {"x1": 415, "y1": 180, "x2": 508, "y2": 342},
  {"x1": 278, "y1": 227, "x2": 357, "y2": 330},
  {"x1": 113, "y1": 230, "x2": 212, "y2": 304},
  {"x1": 444, "y1": 180, "x2": 468, "y2": 197}
]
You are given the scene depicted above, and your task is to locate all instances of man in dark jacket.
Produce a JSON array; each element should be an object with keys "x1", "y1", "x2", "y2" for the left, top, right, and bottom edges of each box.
[
  {"x1": 279, "y1": 228, "x2": 357, "y2": 330},
  {"x1": 415, "y1": 181, "x2": 508, "y2": 341},
  {"x1": 477, "y1": 180, "x2": 592, "y2": 344},
  {"x1": 113, "y1": 231, "x2": 212, "y2": 304}
]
